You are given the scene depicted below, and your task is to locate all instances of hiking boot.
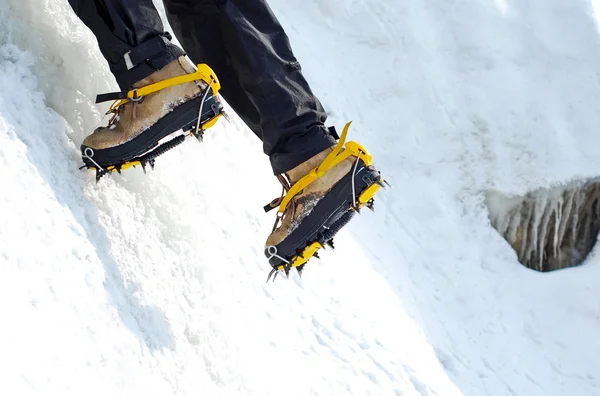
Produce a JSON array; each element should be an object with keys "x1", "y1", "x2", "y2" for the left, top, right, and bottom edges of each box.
[
  {"x1": 81, "y1": 57, "x2": 223, "y2": 169},
  {"x1": 265, "y1": 147, "x2": 353, "y2": 247},
  {"x1": 83, "y1": 56, "x2": 203, "y2": 150},
  {"x1": 264, "y1": 131, "x2": 384, "y2": 273}
]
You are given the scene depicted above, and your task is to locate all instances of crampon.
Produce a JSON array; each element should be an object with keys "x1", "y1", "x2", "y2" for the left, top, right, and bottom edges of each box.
[
  {"x1": 264, "y1": 122, "x2": 389, "y2": 282},
  {"x1": 79, "y1": 64, "x2": 227, "y2": 182}
]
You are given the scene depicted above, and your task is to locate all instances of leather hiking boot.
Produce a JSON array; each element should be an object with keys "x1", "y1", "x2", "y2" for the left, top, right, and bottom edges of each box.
[
  {"x1": 265, "y1": 146, "x2": 356, "y2": 249},
  {"x1": 263, "y1": 122, "x2": 386, "y2": 277},
  {"x1": 83, "y1": 56, "x2": 204, "y2": 150}
]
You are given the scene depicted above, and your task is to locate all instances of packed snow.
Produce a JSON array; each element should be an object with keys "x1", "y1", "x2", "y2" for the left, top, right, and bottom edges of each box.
[{"x1": 1, "y1": 0, "x2": 599, "y2": 395}]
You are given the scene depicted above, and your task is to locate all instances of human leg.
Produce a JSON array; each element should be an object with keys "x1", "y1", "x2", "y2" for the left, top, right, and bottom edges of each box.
[
  {"x1": 69, "y1": 0, "x2": 384, "y2": 272},
  {"x1": 68, "y1": 0, "x2": 185, "y2": 89},
  {"x1": 69, "y1": 0, "x2": 223, "y2": 174},
  {"x1": 70, "y1": 0, "x2": 335, "y2": 174},
  {"x1": 162, "y1": 0, "x2": 337, "y2": 174},
  {"x1": 163, "y1": 0, "x2": 384, "y2": 273}
]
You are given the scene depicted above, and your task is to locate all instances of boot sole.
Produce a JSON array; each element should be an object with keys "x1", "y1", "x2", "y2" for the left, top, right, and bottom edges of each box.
[
  {"x1": 81, "y1": 93, "x2": 222, "y2": 168},
  {"x1": 265, "y1": 159, "x2": 380, "y2": 269}
]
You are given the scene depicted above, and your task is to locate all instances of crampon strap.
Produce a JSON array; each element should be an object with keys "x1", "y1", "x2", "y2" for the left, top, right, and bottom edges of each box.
[
  {"x1": 95, "y1": 64, "x2": 221, "y2": 112},
  {"x1": 272, "y1": 121, "x2": 374, "y2": 215},
  {"x1": 264, "y1": 121, "x2": 388, "y2": 276}
]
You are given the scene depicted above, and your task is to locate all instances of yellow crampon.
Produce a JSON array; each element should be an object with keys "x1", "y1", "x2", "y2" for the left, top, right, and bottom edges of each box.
[
  {"x1": 108, "y1": 64, "x2": 220, "y2": 109},
  {"x1": 105, "y1": 64, "x2": 223, "y2": 132},
  {"x1": 102, "y1": 160, "x2": 141, "y2": 174},
  {"x1": 84, "y1": 64, "x2": 224, "y2": 179},
  {"x1": 271, "y1": 121, "x2": 386, "y2": 273},
  {"x1": 276, "y1": 121, "x2": 381, "y2": 216}
]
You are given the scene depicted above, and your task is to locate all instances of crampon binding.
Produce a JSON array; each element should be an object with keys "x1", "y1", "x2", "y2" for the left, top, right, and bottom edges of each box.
[
  {"x1": 264, "y1": 121, "x2": 389, "y2": 282},
  {"x1": 79, "y1": 64, "x2": 227, "y2": 182}
]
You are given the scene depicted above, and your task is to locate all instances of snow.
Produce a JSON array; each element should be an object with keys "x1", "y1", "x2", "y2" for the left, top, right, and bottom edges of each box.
[{"x1": 1, "y1": 0, "x2": 600, "y2": 395}]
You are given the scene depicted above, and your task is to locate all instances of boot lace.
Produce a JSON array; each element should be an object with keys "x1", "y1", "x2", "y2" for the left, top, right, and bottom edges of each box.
[
  {"x1": 105, "y1": 98, "x2": 140, "y2": 145},
  {"x1": 269, "y1": 174, "x2": 297, "y2": 232}
]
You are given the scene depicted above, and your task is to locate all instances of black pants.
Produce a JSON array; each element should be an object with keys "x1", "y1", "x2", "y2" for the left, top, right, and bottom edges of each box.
[{"x1": 68, "y1": 0, "x2": 336, "y2": 174}]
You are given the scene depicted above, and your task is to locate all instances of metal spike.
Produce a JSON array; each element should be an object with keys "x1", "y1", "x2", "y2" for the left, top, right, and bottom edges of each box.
[
  {"x1": 326, "y1": 239, "x2": 335, "y2": 250},
  {"x1": 141, "y1": 161, "x2": 147, "y2": 174},
  {"x1": 149, "y1": 159, "x2": 156, "y2": 170},
  {"x1": 367, "y1": 199, "x2": 375, "y2": 212},
  {"x1": 222, "y1": 110, "x2": 232, "y2": 123},
  {"x1": 95, "y1": 169, "x2": 107, "y2": 183},
  {"x1": 266, "y1": 268, "x2": 279, "y2": 282}
]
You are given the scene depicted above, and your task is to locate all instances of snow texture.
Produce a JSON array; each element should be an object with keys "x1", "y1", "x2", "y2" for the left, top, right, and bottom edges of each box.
[{"x1": 1, "y1": 0, "x2": 600, "y2": 395}]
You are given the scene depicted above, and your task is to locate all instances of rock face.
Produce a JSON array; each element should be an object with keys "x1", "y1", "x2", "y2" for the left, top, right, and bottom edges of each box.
[{"x1": 487, "y1": 180, "x2": 600, "y2": 271}]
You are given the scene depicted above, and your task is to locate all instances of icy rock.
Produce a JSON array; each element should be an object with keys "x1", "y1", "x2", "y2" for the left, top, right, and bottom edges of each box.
[{"x1": 486, "y1": 180, "x2": 600, "y2": 271}]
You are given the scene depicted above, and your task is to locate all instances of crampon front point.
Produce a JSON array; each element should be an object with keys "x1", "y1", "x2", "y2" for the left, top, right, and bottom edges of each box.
[
  {"x1": 264, "y1": 121, "x2": 389, "y2": 282},
  {"x1": 79, "y1": 64, "x2": 227, "y2": 182}
]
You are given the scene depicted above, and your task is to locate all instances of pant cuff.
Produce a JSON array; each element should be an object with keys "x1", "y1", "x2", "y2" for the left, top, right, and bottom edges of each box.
[
  {"x1": 269, "y1": 126, "x2": 336, "y2": 174},
  {"x1": 111, "y1": 41, "x2": 185, "y2": 89}
]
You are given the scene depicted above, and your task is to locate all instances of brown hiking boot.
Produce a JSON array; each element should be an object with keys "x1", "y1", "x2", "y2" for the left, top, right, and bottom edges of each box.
[
  {"x1": 263, "y1": 123, "x2": 385, "y2": 277},
  {"x1": 83, "y1": 56, "x2": 204, "y2": 150},
  {"x1": 265, "y1": 147, "x2": 356, "y2": 248}
]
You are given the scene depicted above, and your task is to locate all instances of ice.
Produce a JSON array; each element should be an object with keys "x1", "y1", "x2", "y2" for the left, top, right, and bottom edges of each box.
[{"x1": 1, "y1": 0, "x2": 600, "y2": 395}]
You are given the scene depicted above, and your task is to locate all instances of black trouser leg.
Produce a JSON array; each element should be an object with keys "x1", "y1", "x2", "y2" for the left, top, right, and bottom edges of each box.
[
  {"x1": 163, "y1": 0, "x2": 336, "y2": 174},
  {"x1": 68, "y1": 0, "x2": 184, "y2": 89},
  {"x1": 69, "y1": 0, "x2": 336, "y2": 174}
]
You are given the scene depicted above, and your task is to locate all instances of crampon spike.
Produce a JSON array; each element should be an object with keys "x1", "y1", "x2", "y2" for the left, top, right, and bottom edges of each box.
[
  {"x1": 222, "y1": 111, "x2": 232, "y2": 123},
  {"x1": 266, "y1": 268, "x2": 279, "y2": 282},
  {"x1": 326, "y1": 239, "x2": 335, "y2": 250},
  {"x1": 95, "y1": 168, "x2": 109, "y2": 183},
  {"x1": 366, "y1": 199, "x2": 375, "y2": 212}
]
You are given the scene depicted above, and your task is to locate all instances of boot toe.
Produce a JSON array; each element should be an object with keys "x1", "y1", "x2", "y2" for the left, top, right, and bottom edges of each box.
[{"x1": 82, "y1": 127, "x2": 122, "y2": 150}]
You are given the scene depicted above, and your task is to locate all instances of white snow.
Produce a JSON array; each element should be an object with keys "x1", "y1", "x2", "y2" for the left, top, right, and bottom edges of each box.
[{"x1": 1, "y1": 0, "x2": 599, "y2": 395}]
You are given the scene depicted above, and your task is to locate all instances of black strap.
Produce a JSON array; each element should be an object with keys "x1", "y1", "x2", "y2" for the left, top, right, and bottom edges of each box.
[
  {"x1": 127, "y1": 36, "x2": 168, "y2": 69},
  {"x1": 115, "y1": 35, "x2": 170, "y2": 73},
  {"x1": 96, "y1": 91, "x2": 129, "y2": 104},
  {"x1": 96, "y1": 36, "x2": 171, "y2": 103},
  {"x1": 263, "y1": 200, "x2": 280, "y2": 213},
  {"x1": 328, "y1": 126, "x2": 340, "y2": 140}
]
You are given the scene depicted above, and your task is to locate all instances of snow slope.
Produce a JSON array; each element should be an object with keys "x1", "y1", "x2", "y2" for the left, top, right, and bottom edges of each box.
[{"x1": 1, "y1": 0, "x2": 599, "y2": 395}]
